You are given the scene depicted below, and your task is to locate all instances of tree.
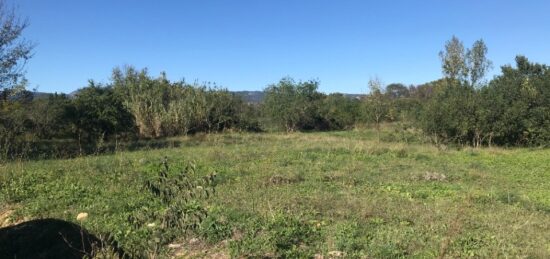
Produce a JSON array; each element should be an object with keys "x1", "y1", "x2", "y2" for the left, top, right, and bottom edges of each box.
[
  {"x1": 68, "y1": 81, "x2": 135, "y2": 152},
  {"x1": 263, "y1": 77, "x2": 322, "y2": 132},
  {"x1": 424, "y1": 36, "x2": 493, "y2": 147},
  {"x1": 319, "y1": 93, "x2": 360, "y2": 130},
  {"x1": 480, "y1": 56, "x2": 550, "y2": 146},
  {"x1": 385, "y1": 83, "x2": 409, "y2": 99},
  {"x1": 363, "y1": 77, "x2": 388, "y2": 141},
  {"x1": 28, "y1": 93, "x2": 72, "y2": 139},
  {"x1": 439, "y1": 36, "x2": 468, "y2": 83},
  {"x1": 439, "y1": 36, "x2": 492, "y2": 88},
  {"x1": 467, "y1": 39, "x2": 493, "y2": 88},
  {"x1": 0, "y1": 0, "x2": 34, "y2": 92}
]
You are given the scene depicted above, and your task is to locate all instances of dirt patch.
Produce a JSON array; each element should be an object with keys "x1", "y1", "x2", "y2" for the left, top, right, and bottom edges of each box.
[
  {"x1": 423, "y1": 171, "x2": 447, "y2": 181},
  {"x1": 0, "y1": 209, "x2": 14, "y2": 228},
  {"x1": 0, "y1": 206, "x2": 24, "y2": 228}
]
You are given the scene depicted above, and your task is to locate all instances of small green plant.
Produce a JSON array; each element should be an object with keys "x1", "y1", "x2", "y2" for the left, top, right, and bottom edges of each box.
[
  {"x1": 198, "y1": 209, "x2": 233, "y2": 243},
  {"x1": 228, "y1": 213, "x2": 321, "y2": 258},
  {"x1": 126, "y1": 157, "x2": 216, "y2": 256},
  {"x1": 333, "y1": 221, "x2": 366, "y2": 255}
]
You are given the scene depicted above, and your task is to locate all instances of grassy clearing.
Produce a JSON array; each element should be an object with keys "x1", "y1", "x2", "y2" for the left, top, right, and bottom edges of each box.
[{"x1": 1, "y1": 127, "x2": 549, "y2": 258}]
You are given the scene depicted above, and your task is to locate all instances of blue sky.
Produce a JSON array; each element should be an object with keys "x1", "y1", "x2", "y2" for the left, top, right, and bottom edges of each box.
[{"x1": 9, "y1": 0, "x2": 550, "y2": 94}]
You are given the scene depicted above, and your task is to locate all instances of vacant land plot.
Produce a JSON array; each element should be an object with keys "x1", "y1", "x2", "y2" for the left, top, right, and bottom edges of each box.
[{"x1": 1, "y1": 128, "x2": 549, "y2": 258}]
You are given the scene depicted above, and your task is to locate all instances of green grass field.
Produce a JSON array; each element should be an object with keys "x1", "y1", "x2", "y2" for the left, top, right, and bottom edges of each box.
[{"x1": 1, "y1": 127, "x2": 549, "y2": 258}]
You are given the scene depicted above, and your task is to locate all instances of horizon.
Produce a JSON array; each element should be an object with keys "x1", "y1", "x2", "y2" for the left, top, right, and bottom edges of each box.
[{"x1": 9, "y1": 0, "x2": 550, "y2": 94}]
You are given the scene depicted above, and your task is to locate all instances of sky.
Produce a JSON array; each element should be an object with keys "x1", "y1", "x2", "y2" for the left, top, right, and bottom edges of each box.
[{"x1": 8, "y1": 0, "x2": 550, "y2": 94}]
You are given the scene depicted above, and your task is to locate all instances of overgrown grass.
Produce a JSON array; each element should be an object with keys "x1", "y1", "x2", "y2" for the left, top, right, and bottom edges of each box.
[{"x1": 1, "y1": 127, "x2": 549, "y2": 257}]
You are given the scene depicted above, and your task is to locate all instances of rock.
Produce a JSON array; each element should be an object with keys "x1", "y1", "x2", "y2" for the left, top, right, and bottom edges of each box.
[{"x1": 76, "y1": 212, "x2": 88, "y2": 221}]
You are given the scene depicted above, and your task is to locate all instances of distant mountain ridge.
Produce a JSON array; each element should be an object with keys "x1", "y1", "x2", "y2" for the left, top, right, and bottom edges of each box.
[
  {"x1": 27, "y1": 90, "x2": 364, "y2": 103},
  {"x1": 232, "y1": 91, "x2": 365, "y2": 103}
]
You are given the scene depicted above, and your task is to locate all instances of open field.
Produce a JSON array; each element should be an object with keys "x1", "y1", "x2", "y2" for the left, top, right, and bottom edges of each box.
[{"x1": 1, "y1": 127, "x2": 549, "y2": 258}]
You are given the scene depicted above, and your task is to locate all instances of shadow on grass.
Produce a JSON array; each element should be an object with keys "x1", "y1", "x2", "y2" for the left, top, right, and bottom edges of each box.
[{"x1": 0, "y1": 218, "x2": 125, "y2": 258}]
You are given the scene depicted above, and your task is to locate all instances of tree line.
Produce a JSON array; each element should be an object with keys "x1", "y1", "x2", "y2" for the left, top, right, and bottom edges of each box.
[
  {"x1": 1, "y1": 0, "x2": 549, "y2": 160},
  {"x1": 2, "y1": 46, "x2": 548, "y2": 160}
]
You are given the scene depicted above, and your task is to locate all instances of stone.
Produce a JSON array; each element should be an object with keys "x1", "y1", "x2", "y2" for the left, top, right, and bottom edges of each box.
[{"x1": 76, "y1": 212, "x2": 88, "y2": 221}]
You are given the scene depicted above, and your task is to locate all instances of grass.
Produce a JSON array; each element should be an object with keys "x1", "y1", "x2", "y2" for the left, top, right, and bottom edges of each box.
[{"x1": 1, "y1": 126, "x2": 549, "y2": 258}]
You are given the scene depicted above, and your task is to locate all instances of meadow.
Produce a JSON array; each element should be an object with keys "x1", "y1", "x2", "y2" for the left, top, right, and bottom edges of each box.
[{"x1": 1, "y1": 126, "x2": 549, "y2": 258}]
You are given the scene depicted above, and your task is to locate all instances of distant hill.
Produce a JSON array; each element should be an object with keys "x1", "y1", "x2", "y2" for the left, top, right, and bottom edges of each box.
[
  {"x1": 33, "y1": 92, "x2": 56, "y2": 99},
  {"x1": 27, "y1": 90, "x2": 364, "y2": 103},
  {"x1": 232, "y1": 91, "x2": 365, "y2": 103},
  {"x1": 232, "y1": 91, "x2": 265, "y2": 103}
]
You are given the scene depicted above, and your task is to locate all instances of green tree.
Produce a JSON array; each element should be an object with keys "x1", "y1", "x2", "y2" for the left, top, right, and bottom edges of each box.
[
  {"x1": 28, "y1": 93, "x2": 72, "y2": 139},
  {"x1": 439, "y1": 36, "x2": 468, "y2": 83},
  {"x1": 263, "y1": 77, "x2": 322, "y2": 132},
  {"x1": 385, "y1": 83, "x2": 410, "y2": 99},
  {"x1": 480, "y1": 56, "x2": 550, "y2": 146},
  {"x1": 68, "y1": 81, "x2": 135, "y2": 152},
  {"x1": 319, "y1": 93, "x2": 360, "y2": 130},
  {"x1": 439, "y1": 36, "x2": 492, "y2": 88},
  {"x1": 0, "y1": 0, "x2": 34, "y2": 92},
  {"x1": 363, "y1": 77, "x2": 389, "y2": 141},
  {"x1": 422, "y1": 36, "x2": 493, "y2": 146},
  {"x1": 467, "y1": 39, "x2": 492, "y2": 88}
]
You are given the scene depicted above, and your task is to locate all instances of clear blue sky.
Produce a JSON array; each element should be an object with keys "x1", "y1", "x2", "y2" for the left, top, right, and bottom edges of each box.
[{"x1": 9, "y1": 0, "x2": 550, "y2": 94}]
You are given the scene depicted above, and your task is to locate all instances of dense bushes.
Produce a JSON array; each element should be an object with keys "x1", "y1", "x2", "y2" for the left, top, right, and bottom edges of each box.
[
  {"x1": 0, "y1": 67, "x2": 260, "y2": 160},
  {"x1": 1, "y1": 52, "x2": 550, "y2": 161},
  {"x1": 480, "y1": 56, "x2": 550, "y2": 146},
  {"x1": 111, "y1": 66, "x2": 254, "y2": 138},
  {"x1": 416, "y1": 56, "x2": 550, "y2": 147},
  {"x1": 262, "y1": 77, "x2": 360, "y2": 132}
]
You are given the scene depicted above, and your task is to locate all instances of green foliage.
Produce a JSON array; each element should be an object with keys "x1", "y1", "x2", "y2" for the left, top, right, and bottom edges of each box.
[
  {"x1": 28, "y1": 93, "x2": 73, "y2": 139},
  {"x1": 263, "y1": 77, "x2": 361, "y2": 132},
  {"x1": 439, "y1": 36, "x2": 492, "y2": 88},
  {"x1": 197, "y1": 207, "x2": 233, "y2": 243},
  {"x1": 319, "y1": 93, "x2": 360, "y2": 130},
  {"x1": 267, "y1": 213, "x2": 320, "y2": 257},
  {"x1": 112, "y1": 66, "x2": 252, "y2": 138},
  {"x1": 229, "y1": 212, "x2": 321, "y2": 258},
  {"x1": 68, "y1": 81, "x2": 136, "y2": 148},
  {"x1": 333, "y1": 221, "x2": 366, "y2": 255},
  {"x1": 479, "y1": 56, "x2": 550, "y2": 146},
  {"x1": 417, "y1": 36, "x2": 548, "y2": 147},
  {"x1": 0, "y1": 0, "x2": 34, "y2": 90},
  {"x1": 126, "y1": 158, "x2": 216, "y2": 256},
  {"x1": 362, "y1": 79, "x2": 389, "y2": 125},
  {"x1": 0, "y1": 91, "x2": 37, "y2": 160},
  {"x1": 418, "y1": 80, "x2": 479, "y2": 145},
  {"x1": 263, "y1": 77, "x2": 324, "y2": 132},
  {"x1": 419, "y1": 55, "x2": 550, "y2": 147}
]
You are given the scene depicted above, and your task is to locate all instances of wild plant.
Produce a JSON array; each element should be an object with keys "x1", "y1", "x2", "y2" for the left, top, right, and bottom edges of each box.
[{"x1": 126, "y1": 157, "x2": 216, "y2": 256}]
